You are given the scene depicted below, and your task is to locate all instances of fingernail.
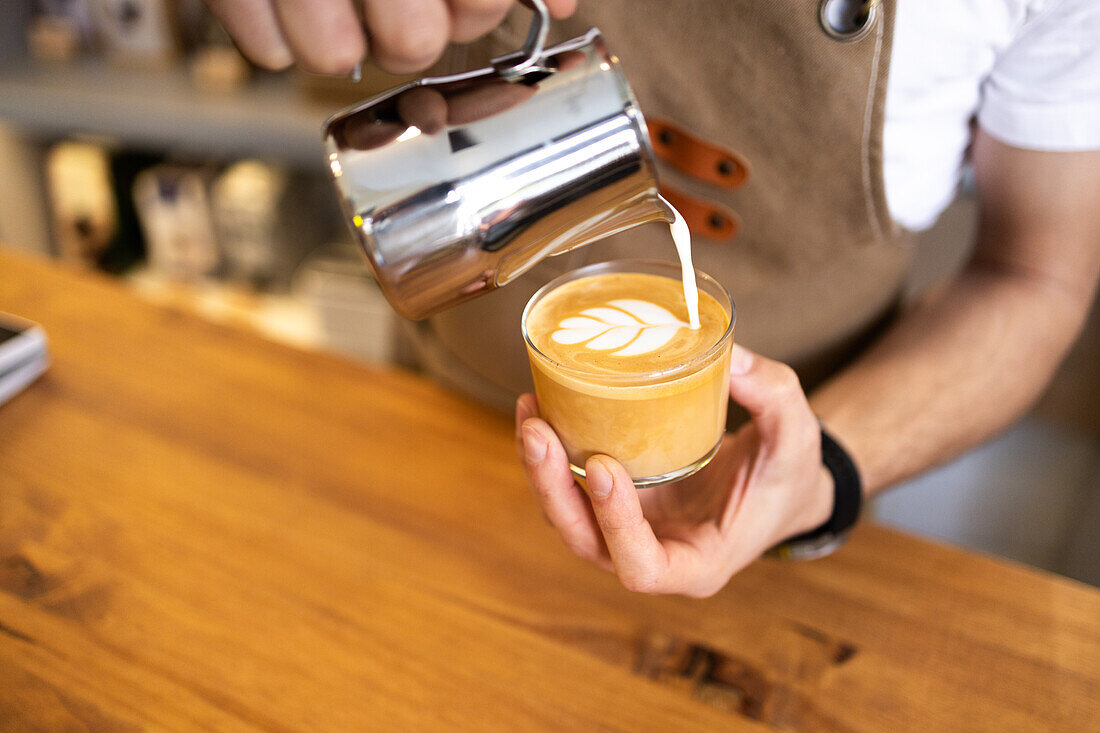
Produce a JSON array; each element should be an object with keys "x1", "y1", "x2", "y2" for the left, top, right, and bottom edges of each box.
[
  {"x1": 730, "y1": 343, "x2": 754, "y2": 375},
  {"x1": 522, "y1": 425, "x2": 547, "y2": 464},
  {"x1": 587, "y1": 459, "x2": 613, "y2": 499}
]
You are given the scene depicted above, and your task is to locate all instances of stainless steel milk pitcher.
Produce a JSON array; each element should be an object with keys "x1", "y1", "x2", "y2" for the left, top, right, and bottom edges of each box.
[{"x1": 323, "y1": 0, "x2": 662, "y2": 320}]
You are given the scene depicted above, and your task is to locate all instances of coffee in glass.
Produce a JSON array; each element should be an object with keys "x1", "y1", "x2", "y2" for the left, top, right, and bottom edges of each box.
[{"x1": 522, "y1": 260, "x2": 735, "y2": 487}]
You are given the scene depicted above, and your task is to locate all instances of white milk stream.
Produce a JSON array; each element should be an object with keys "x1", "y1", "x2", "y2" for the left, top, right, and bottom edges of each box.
[
  {"x1": 548, "y1": 196, "x2": 703, "y2": 357},
  {"x1": 660, "y1": 195, "x2": 701, "y2": 331}
]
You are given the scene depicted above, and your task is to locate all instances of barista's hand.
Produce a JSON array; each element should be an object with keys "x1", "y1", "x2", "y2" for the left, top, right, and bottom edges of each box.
[
  {"x1": 516, "y1": 344, "x2": 835, "y2": 597},
  {"x1": 204, "y1": 0, "x2": 577, "y2": 75}
]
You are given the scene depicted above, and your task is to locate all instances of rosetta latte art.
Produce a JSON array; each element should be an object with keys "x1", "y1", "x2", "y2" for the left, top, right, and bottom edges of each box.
[{"x1": 550, "y1": 299, "x2": 689, "y2": 357}]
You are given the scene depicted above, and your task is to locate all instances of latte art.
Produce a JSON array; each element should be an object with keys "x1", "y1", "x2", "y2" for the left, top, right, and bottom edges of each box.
[
  {"x1": 552, "y1": 300, "x2": 688, "y2": 357},
  {"x1": 525, "y1": 272, "x2": 728, "y2": 376}
]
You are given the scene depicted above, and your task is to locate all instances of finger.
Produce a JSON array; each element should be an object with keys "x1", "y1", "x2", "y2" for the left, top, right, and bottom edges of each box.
[
  {"x1": 516, "y1": 396, "x2": 558, "y2": 527},
  {"x1": 446, "y1": 81, "x2": 536, "y2": 125},
  {"x1": 553, "y1": 49, "x2": 586, "y2": 73},
  {"x1": 583, "y1": 457, "x2": 684, "y2": 593},
  {"x1": 544, "y1": 0, "x2": 576, "y2": 18},
  {"x1": 363, "y1": 0, "x2": 450, "y2": 74},
  {"x1": 205, "y1": 0, "x2": 293, "y2": 70},
  {"x1": 395, "y1": 87, "x2": 449, "y2": 135},
  {"x1": 342, "y1": 118, "x2": 406, "y2": 150},
  {"x1": 446, "y1": 0, "x2": 511, "y2": 43},
  {"x1": 514, "y1": 393, "x2": 538, "y2": 460},
  {"x1": 726, "y1": 343, "x2": 815, "y2": 445},
  {"x1": 521, "y1": 418, "x2": 610, "y2": 568},
  {"x1": 271, "y1": 0, "x2": 365, "y2": 74}
]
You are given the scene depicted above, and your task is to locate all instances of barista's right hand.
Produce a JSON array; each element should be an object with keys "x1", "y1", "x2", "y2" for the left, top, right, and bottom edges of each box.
[
  {"x1": 515, "y1": 345, "x2": 835, "y2": 598},
  {"x1": 203, "y1": 0, "x2": 577, "y2": 75}
]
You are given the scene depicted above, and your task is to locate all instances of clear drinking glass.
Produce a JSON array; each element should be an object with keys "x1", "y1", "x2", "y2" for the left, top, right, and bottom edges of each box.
[{"x1": 522, "y1": 260, "x2": 735, "y2": 487}]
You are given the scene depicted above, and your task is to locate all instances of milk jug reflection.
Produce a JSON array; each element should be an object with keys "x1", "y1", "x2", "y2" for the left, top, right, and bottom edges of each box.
[{"x1": 323, "y1": 0, "x2": 667, "y2": 321}]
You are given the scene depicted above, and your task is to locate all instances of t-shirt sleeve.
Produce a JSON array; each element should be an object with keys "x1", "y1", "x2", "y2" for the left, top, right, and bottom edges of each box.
[{"x1": 977, "y1": 0, "x2": 1100, "y2": 151}]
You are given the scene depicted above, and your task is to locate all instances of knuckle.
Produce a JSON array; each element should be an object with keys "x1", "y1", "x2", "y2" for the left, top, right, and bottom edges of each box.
[
  {"x1": 601, "y1": 512, "x2": 646, "y2": 536},
  {"x1": 532, "y1": 477, "x2": 556, "y2": 502},
  {"x1": 378, "y1": 25, "x2": 446, "y2": 68},
  {"x1": 559, "y1": 512, "x2": 590, "y2": 538},
  {"x1": 300, "y1": 46, "x2": 361, "y2": 75},
  {"x1": 548, "y1": 0, "x2": 577, "y2": 16},
  {"x1": 556, "y1": 514, "x2": 600, "y2": 559},
  {"x1": 776, "y1": 363, "x2": 802, "y2": 394},
  {"x1": 563, "y1": 536, "x2": 598, "y2": 561},
  {"x1": 452, "y1": 0, "x2": 510, "y2": 14},
  {"x1": 256, "y1": 56, "x2": 293, "y2": 72},
  {"x1": 620, "y1": 570, "x2": 662, "y2": 594},
  {"x1": 250, "y1": 45, "x2": 294, "y2": 71}
]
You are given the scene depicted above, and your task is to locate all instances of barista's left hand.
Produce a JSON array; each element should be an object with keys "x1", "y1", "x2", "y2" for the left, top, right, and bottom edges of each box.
[{"x1": 516, "y1": 344, "x2": 834, "y2": 597}]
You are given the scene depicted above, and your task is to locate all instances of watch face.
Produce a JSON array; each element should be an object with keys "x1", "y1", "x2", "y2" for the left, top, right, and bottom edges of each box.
[{"x1": 768, "y1": 532, "x2": 849, "y2": 561}]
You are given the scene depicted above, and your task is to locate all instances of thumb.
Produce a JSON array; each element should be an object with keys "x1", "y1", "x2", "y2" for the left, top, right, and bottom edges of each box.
[{"x1": 727, "y1": 343, "x2": 811, "y2": 443}]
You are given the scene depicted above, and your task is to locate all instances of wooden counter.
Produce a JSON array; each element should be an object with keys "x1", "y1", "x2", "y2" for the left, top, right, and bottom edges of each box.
[{"x1": 1, "y1": 249, "x2": 1097, "y2": 731}]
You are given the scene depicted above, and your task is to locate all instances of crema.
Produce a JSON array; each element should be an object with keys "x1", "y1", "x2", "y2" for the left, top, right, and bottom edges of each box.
[{"x1": 525, "y1": 272, "x2": 728, "y2": 376}]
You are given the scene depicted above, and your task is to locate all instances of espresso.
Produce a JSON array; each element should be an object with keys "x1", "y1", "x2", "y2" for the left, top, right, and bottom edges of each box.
[{"x1": 524, "y1": 268, "x2": 733, "y2": 482}]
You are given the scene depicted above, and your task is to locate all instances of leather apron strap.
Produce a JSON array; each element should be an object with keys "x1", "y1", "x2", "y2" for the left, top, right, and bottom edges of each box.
[{"x1": 402, "y1": 0, "x2": 911, "y2": 412}]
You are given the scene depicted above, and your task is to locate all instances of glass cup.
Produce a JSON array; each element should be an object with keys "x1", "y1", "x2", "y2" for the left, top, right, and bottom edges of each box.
[{"x1": 522, "y1": 260, "x2": 735, "y2": 487}]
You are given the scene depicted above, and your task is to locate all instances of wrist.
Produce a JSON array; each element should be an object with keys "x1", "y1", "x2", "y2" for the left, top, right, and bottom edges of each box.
[
  {"x1": 788, "y1": 464, "x2": 835, "y2": 539},
  {"x1": 770, "y1": 426, "x2": 864, "y2": 560}
]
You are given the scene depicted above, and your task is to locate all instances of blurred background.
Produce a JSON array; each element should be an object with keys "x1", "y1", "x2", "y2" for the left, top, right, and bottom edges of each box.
[
  {"x1": 0, "y1": 0, "x2": 417, "y2": 362},
  {"x1": 0, "y1": 0, "x2": 1096, "y2": 585}
]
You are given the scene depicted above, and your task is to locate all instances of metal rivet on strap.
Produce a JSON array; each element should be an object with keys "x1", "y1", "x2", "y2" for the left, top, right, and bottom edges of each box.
[{"x1": 819, "y1": 0, "x2": 880, "y2": 42}]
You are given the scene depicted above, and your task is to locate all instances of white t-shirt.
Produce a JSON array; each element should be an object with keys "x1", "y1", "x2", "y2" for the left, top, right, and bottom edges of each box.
[{"x1": 885, "y1": 0, "x2": 1100, "y2": 230}]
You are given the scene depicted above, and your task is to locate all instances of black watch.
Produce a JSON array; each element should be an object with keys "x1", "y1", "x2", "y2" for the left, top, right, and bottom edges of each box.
[{"x1": 768, "y1": 425, "x2": 863, "y2": 561}]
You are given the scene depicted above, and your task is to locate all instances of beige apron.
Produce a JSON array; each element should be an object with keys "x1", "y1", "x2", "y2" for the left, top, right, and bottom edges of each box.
[{"x1": 401, "y1": 0, "x2": 911, "y2": 412}]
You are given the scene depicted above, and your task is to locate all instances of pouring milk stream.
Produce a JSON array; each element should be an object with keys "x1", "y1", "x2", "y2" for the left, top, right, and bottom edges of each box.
[
  {"x1": 548, "y1": 196, "x2": 701, "y2": 358},
  {"x1": 664, "y1": 196, "x2": 702, "y2": 330}
]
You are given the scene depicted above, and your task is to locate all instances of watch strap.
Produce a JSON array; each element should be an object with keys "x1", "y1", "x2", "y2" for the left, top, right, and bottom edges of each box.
[{"x1": 770, "y1": 426, "x2": 863, "y2": 559}]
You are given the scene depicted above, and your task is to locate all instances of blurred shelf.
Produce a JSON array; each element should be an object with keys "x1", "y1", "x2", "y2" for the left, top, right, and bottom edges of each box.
[
  {"x1": 0, "y1": 60, "x2": 337, "y2": 168},
  {"x1": 123, "y1": 263, "x2": 398, "y2": 367},
  {"x1": 125, "y1": 268, "x2": 325, "y2": 351}
]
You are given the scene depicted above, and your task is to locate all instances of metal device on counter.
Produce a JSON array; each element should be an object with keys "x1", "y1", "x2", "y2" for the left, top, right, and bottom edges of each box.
[{"x1": 323, "y1": 0, "x2": 665, "y2": 320}]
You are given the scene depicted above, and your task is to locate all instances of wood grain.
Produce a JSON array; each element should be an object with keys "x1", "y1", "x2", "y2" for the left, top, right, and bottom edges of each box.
[{"x1": 1, "y1": 249, "x2": 1098, "y2": 732}]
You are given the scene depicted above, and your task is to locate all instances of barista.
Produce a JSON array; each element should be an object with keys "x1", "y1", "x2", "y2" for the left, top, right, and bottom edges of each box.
[{"x1": 205, "y1": 0, "x2": 1100, "y2": 596}]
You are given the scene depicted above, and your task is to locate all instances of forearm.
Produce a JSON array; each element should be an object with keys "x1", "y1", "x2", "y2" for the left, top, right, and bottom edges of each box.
[
  {"x1": 809, "y1": 129, "x2": 1100, "y2": 497},
  {"x1": 809, "y1": 263, "x2": 1094, "y2": 496}
]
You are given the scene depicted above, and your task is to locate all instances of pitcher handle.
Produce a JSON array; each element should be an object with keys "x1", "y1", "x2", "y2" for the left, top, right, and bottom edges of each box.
[{"x1": 493, "y1": 0, "x2": 551, "y2": 79}]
